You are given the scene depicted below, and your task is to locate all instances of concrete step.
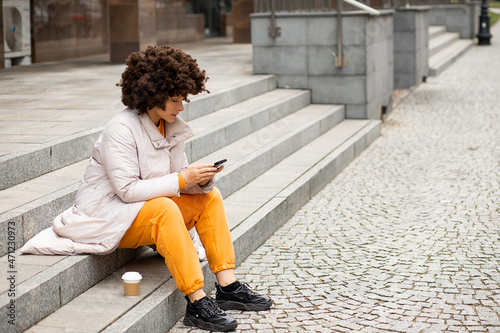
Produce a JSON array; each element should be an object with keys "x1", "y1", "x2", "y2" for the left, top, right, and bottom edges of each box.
[
  {"x1": 196, "y1": 104, "x2": 345, "y2": 198},
  {"x1": 23, "y1": 118, "x2": 381, "y2": 333},
  {"x1": 0, "y1": 102, "x2": 349, "y2": 332},
  {"x1": 429, "y1": 39, "x2": 474, "y2": 76},
  {"x1": 1, "y1": 247, "x2": 148, "y2": 332},
  {"x1": 186, "y1": 88, "x2": 311, "y2": 162},
  {"x1": 0, "y1": 75, "x2": 276, "y2": 191},
  {"x1": 0, "y1": 88, "x2": 308, "y2": 257},
  {"x1": 428, "y1": 25, "x2": 447, "y2": 39},
  {"x1": 429, "y1": 31, "x2": 460, "y2": 57}
]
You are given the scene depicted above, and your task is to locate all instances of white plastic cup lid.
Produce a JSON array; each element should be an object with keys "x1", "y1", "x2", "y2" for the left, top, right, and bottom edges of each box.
[{"x1": 122, "y1": 271, "x2": 142, "y2": 283}]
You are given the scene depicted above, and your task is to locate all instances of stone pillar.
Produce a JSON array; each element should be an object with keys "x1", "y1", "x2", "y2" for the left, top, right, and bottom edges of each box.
[
  {"x1": 109, "y1": 0, "x2": 156, "y2": 64},
  {"x1": 394, "y1": 7, "x2": 429, "y2": 89},
  {"x1": 233, "y1": 0, "x2": 254, "y2": 43},
  {"x1": 0, "y1": 3, "x2": 4, "y2": 69},
  {"x1": 251, "y1": 11, "x2": 394, "y2": 120},
  {"x1": 467, "y1": 1, "x2": 481, "y2": 40}
]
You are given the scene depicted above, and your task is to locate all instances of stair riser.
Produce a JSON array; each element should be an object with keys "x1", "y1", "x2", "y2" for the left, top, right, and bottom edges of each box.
[
  {"x1": 233, "y1": 121, "x2": 381, "y2": 263},
  {"x1": 102, "y1": 121, "x2": 381, "y2": 333},
  {"x1": 429, "y1": 41, "x2": 473, "y2": 76},
  {"x1": 102, "y1": 266, "x2": 214, "y2": 333},
  {"x1": 0, "y1": 185, "x2": 78, "y2": 257},
  {"x1": 429, "y1": 34, "x2": 460, "y2": 57},
  {"x1": 183, "y1": 76, "x2": 276, "y2": 121},
  {"x1": 429, "y1": 27, "x2": 446, "y2": 39},
  {"x1": 186, "y1": 91, "x2": 311, "y2": 162},
  {"x1": 217, "y1": 107, "x2": 345, "y2": 198},
  {"x1": 0, "y1": 129, "x2": 101, "y2": 191},
  {"x1": 0, "y1": 248, "x2": 144, "y2": 333}
]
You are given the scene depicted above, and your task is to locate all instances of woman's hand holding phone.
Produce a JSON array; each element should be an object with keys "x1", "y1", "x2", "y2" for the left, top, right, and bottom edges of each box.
[
  {"x1": 181, "y1": 164, "x2": 216, "y2": 187},
  {"x1": 181, "y1": 160, "x2": 226, "y2": 187}
]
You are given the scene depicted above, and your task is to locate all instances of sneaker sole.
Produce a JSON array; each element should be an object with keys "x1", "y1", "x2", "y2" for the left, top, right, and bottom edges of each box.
[
  {"x1": 217, "y1": 299, "x2": 273, "y2": 311},
  {"x1": 183, "y1": 315, "x2": 238, "y2": 332}
]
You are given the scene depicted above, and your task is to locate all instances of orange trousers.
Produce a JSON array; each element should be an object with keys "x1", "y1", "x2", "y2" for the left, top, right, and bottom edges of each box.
[{"x1": 118, "y1": 187, "x2": 235, "y2": 295}]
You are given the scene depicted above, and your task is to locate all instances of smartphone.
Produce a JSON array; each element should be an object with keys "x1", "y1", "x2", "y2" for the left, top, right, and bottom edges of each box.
[{"x1": 213, "y1": 159, "x2": 227, "y2": 169}]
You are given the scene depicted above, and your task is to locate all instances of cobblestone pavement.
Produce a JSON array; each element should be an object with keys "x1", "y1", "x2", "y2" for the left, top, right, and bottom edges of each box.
[{"x1": 170, "y1": 27, "x2": 500, "y2": 332}]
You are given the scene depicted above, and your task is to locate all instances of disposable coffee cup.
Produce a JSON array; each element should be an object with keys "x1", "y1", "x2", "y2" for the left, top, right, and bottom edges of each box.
[{"x1": 122, "y1": 271, "x2": 142, "y2": 298}]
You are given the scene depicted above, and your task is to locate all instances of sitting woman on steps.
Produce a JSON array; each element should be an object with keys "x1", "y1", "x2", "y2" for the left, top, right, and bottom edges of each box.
[{"x1": 21, "y1": 45, "x2": 272, "y2": 332}]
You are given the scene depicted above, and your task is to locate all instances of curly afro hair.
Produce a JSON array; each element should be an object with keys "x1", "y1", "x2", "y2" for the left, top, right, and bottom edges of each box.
[{"x1": 117, "y1": 45, "x2": 209, "y2": 114}]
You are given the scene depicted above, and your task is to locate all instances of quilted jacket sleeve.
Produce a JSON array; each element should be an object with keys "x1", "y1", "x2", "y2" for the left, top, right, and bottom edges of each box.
[{"x1": 100, "y1": 121, "x2": 180, "y2": 203}]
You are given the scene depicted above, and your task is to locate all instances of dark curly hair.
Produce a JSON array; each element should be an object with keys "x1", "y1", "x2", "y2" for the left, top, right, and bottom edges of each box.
[{"x1": 117, "y1": 45, "x2": 209, "y2": 114}]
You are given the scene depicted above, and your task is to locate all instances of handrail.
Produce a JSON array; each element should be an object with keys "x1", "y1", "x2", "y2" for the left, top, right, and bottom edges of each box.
[
  {"x1": 256, "y1": 0, "x2": 380, "y2": 15},
  {"x1": 343, "y1": 0, "x2": 380, "y2": 15},
  {"x1": 269, "y1": 0, "x2": 281, "y2": 38},
  {"x1": 336, "y1": 0, "x2": 346, "y2": 67},
  {"x1": 336, "y1": 0, "x2": 379, "y2": 67},
  {"x1": 262, "y1": 0, "x2": 381, "y2": 68}
]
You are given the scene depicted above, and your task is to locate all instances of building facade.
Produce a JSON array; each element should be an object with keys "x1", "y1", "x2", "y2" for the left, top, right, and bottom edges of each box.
[{"x1": 1, "y1": 0, "x2": 239, "y2": 68}]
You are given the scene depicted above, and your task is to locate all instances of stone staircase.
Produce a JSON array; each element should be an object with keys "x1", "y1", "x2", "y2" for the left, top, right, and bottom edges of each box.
[
  {"x1": 428, "y1": 25, "x2": 474, "y2": 76},
  {"x1": 0, "y1": 74, "x2": 380, "y2": 332}
]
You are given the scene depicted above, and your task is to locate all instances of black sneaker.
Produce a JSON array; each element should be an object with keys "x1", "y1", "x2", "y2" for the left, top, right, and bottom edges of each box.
[
  {"x1": 215, "y1": 282, "x2": 273, "y2": 311},
  {"x1": 183, "y1": 295, "x2": 238, "y2": 332}
]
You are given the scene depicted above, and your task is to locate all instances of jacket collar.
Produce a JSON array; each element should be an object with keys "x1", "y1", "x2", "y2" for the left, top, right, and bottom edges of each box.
[{"x1": 138, "y1": 112, "x2": 194, "y2": 149}]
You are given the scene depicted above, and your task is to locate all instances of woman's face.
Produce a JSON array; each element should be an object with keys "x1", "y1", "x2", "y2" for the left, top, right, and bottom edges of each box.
[{"x1": 147, "y1": 96, "x2": 184, "y2": 124}]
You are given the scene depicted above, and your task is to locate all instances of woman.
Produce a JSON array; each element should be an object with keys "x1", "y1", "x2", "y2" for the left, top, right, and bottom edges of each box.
[{"x1": 21, "y1": 45, "x2": 272, "y2": 332}]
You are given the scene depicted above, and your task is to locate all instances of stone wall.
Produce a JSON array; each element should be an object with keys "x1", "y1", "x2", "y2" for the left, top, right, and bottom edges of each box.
[
  {"x1": 428, "y1": 2, "x2": 480, "y2": 39},
  {"x1": 394, "y1": 7, "x2": 429, "y2": 89},
  {"x1": 251, "y1": 11, "x2": 394, "y2": 120}
]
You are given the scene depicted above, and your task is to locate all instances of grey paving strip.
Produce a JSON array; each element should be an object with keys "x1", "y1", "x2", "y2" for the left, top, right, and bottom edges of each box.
[{"x1": 170, "y1": 24, "x2": 500, "y2": 333}]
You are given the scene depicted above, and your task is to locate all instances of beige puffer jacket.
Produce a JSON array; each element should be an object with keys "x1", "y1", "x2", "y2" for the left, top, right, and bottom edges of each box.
[{"x1": 21, "y1": 108, "x2": 213, "y2": 255}]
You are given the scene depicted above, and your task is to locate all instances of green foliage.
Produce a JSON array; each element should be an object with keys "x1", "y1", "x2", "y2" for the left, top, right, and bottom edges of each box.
[
  {"x1": 490, "y1": 11, "x2": 500, "y2": 26},
  {"x1": 488, "y1": 1, "x2": 500, "y2": 8}
]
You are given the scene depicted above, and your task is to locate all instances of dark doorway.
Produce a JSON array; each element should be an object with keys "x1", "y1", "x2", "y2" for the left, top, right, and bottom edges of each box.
[{"x1": 188, "y1": 0, "x2": 231, "y2": 37}]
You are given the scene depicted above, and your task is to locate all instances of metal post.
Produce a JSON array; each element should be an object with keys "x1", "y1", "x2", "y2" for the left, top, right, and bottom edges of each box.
[
  {"x1": 335, "y1": 0, "x2": 347, "y2": 67},
  {"x1": 269, "y1": 0, "x2": 282, "y2": 38},
  {"x1": 477, "y1": 0, "x2": 492, "y2": 45}
]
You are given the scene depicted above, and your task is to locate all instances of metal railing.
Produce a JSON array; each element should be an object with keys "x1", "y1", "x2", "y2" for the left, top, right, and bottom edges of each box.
[
  {"x1": 255, "y1": 0, "x2": 468, "y2": 12},
  {"x1": 256, "y1": 0, "x2": 335, "y2": 12},
  {"x1": 255, "y1": 0, "x2": 378, "y2": 13},
  {"x1": 256, "y1": 0, "x2": 381, "y2": 67},
  {"x1": 379, "y1": 0, "x2": 467, "y2": 8},
  {"x1": 255, "y1": 0, "x2": 469, "y2": 67}
]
